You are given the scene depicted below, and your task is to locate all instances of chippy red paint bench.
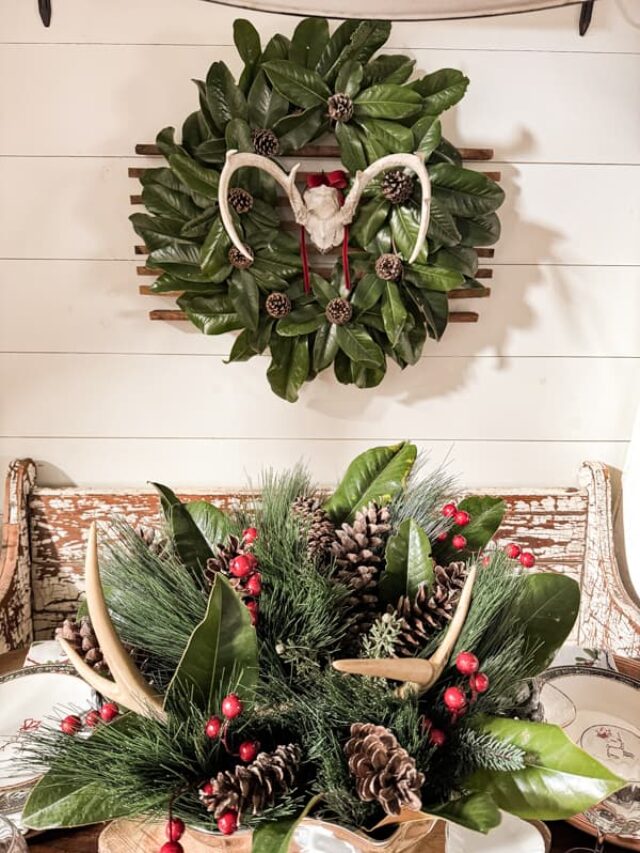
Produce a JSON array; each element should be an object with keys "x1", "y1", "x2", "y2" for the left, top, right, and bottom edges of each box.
[{"x1": 1, "y1": 458, "x2": 639, "y2": 657}]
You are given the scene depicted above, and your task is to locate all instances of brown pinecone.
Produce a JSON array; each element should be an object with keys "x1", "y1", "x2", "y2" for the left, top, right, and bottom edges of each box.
[
  {"x1": 228, "y1": 187, "x2": 254, "y2": 215},
  {"x1": 134, "y1": 524, "x2": 167, "y2": 555},
  {"x1": 205, "y1": 535, "x2": 244, "y2": 591},
  {"x1": 228, "y1": 245, "x2": 254, "y2": 270},
  {"x1": 292, "y1": 496, "x2": 335, "y2": 560},
  {"x1": 381, "y1": 169, "x2": 414, "y2": 205},
  {"x1": 375, "y1": 253, "x2": 403, "y2": 282},
  {"x1": 327, "y1": 93, "x2": 354, "y2": 123},
  {"x1": 56, "y1": 616, "x2": 109, "y2": 675},
  {"x1": 252, "y1": 128, "x2": 280, "y2": 157},
  {"x1": 394, "y1": 561, "x2": 468, "y2": 656},
  {"x1": 265, "y1": 291, "x2": 292, "y2": 319},
  {"x1": 200, "y1": 744, "x2": 301, "y2": 819},
  {"x1": 331, "y1": 503, "x2": 391, "y2": 637},
  {"x1": 325, "y1": 297, "x2": 352, "y2": 326},
  {"x1": 345, "y1": 723, "x2": 424, "y2": 816}
]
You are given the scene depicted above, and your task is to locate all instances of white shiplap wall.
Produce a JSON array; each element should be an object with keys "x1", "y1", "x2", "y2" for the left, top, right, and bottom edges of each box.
[{"x1": 1, "y1": 0, "x2": 639, "y2": 497}]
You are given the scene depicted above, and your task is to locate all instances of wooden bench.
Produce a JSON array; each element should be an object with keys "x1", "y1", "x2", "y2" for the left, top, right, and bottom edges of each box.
[{"x1": 1, "y1": 458, "x2": 639, "y2": 657}]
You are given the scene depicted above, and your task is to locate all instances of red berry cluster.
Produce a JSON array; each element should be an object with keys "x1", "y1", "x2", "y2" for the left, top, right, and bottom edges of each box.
[
  {"x1": 230, "y1": 527, "x2": 262, "y2": 626},
  {"x1": 442, "y1": 652, "x2": 490, "y2": 723},
  {"x1": 159, "y1": 817, "x2": 186, "y2": 852},
  {"x1": 439, "y1": 502, "x2": 470, "y2": 551},
  {"x1": 60, "y1": 702, "x2": 119, "y2": 735},
  {"x1": 504, "y1": 542, "x2": 536, "y2": 568}
]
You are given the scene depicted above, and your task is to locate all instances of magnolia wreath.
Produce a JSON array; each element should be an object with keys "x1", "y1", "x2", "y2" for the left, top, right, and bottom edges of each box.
[{"x1": 131, "y1": 19, "x2": 505, "y2": 401}]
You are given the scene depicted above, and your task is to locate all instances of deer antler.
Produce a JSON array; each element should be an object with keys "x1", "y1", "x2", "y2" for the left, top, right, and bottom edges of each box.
[
  {"x1": 58, "y1": 523, "x2": 167, "y2": 722},
  {"x1": 218, "y1": 149, "x2": 306, "y2": 260},
  {"x1": 341, "y1": 152, "x2": 431, "y2": 264},
  {"x1": 332, "y1": 564, "x2": 477, "y2": 699}
]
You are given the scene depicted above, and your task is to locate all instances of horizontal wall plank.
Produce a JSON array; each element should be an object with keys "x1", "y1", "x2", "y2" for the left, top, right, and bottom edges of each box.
[
  {"x1": 0, "y1": 439, "x2": 629, "y2": 496},
  {"x1": 0, "y1": 353, "x2": 637, "y2": 440},
  {"x1": 2, "y1": 262, "x2": 639, "y2": 358},
  {"x1": 1, "y1": 0, "x2": 636, "y2": 54},
  {"x1": 1, "y1": 159, "x2": 638, "y2": 265},
  {"x1": 2, "y1": 45, "x2": 638, "y2": 162}
]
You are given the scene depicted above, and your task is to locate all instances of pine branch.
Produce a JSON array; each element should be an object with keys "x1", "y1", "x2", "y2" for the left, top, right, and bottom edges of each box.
[{"x1": 458, "y1": 728, "x2": 526, "y2": 773}]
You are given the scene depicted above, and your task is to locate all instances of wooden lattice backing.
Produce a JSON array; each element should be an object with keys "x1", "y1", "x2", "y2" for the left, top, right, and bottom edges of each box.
[{"x1": 130, "y1": 143, "x2": 500, "y2": 325}]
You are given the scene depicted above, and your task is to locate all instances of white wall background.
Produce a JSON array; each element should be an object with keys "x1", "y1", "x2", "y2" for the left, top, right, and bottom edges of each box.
[{"x1": 0, "y1": 0, "x2": 639, "y2": 499}]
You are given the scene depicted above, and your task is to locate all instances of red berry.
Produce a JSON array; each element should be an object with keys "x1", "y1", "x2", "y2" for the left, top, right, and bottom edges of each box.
[
  {"x1": 481, "y1": 555, "x2": 491, "y2": 567},
  {"x1": 452, "y1": 534, "x2": 467, "y2": 550},
  {"x1": 238, "y1": 740, "x2": 259, "y2": 762},
  {"x1": 165, "y1": 818, "x2": 186, "y2": 841},
  {"x1": 229, "y1": 555, "x2": 252, "y2": 578},
  {"x1": 205, "y1": 716, "x2": 222, "y2": 739},
  {"x1": 243, "y1": 527, "x2": 258, "y2": 544},
  {"x1": 504, "y1": 543, "x2": 521, "y2": 559},
  {"x1": 217, "y1": 810, "x2": 238, "y2": 836},
  {"x1": 429, "y1": 728, "x2": 447, "y2": 747},
  {"x1": 443, "y1": 687, "x2": 467, "y2": 712},
  {"x1": 470, "y1": 672, "x2": 490, "y2": 694},
  {"x1": 453, "y1": 510, "x2": 470, "y2": 527},
  {"x1": 244, "y1": 572, "x2": 262, "y2": 597},
  {"x1": 99, "y1": 702, "x2": 119, "y2": 723},
  {"x1": 442, "y1": 502, "x2": 457, "y2": 518},
  {"x1": 160, "y1": 844, "x2": 183, "y2": 853},
  {"x1": 456, "y1": 651, "x2": 479, "y2": 676},
  {"x1": 221, "y1": 693, "x2": 243, "y2": 720},
  {"x1": 246, "y1": 599, "x2": 259, "y2": 626},
  {"x1": 519, "y1": 551, "x2": 535, "y2": 568},
  {"x1": 60, "y1": 714, "x2": 82, "y2": 735},
  {"x1": 85, "y1": 710, "x2": 101, "y2": 728},
  {"x1": 436, "y1": 531, "x2": 448, "y2": 542},
  {"x1": 201, "y1": 782, "x2": 215, "y2": 797}
]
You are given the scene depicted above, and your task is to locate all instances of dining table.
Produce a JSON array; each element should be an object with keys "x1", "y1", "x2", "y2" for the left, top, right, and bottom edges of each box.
[{"x1": 1, "y1": 648, "x2": 633, "y2": 853}]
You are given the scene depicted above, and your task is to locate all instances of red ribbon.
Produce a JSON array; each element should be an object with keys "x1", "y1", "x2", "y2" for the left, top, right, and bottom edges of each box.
[{"x1": 300, "y1": 170, "x2": 351, "y2": 293}]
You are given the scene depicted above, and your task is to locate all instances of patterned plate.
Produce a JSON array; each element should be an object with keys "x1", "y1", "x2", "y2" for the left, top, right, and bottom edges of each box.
[{"x1": 446, "y1": 814, "x2": 550, "y2": 852}]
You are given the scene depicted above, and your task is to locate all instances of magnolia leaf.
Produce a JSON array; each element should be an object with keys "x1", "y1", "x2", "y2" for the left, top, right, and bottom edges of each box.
[
  {"x1": 152, "y1": 483, "x2": 213, "y2": 580},
  {"x1": 350, "y1": 197, "x2": 390, "y2": 248},
  {"x1": 380, "y1": 518, "x2": 434, "y2": 605},
  {"x1": 275, "y1": 107, "x2": 327, "y2": 154},
  {"x1": 358, "y1": 118, "x2": 414, "y2": 154},
  {"x1": 354, "y1": 84, "x2": 422, "y2": 120},
  {"x1": 155, "y1": 126, "x2": 180, "y2": 159},
  {"x1": 324, "y1": 441, "x2": 418, "y2": 524},
  {"x1": 310, "y1": 273, "x2": 340, "y2": 307},
  {"x1": 431, "y1": 164, "x2": 505, "y2": 216},
  {"x1": 335, "y1": 121, "x2": 367, "y2": 172},
  {"x1": 276, "y1": 306, "x2": 325, "y2": 337},
  {"x1": 178, "y1": 293, "x2": 243, "y2": 336},
  {"x1": 194, "y1": 137, "x2": 227, "y2": 165},
  {"x1": 381, "y1": 281, "x2": 408, "y2": 346},
  {"x1": 427, "y1": 793, "x2": 501, "y2": 834},
  {"x1": 264, "y1": 59, "x2": 331, "y2": 109},
  {"x1": 290, "y1": 17, "x2": 330, "y2": 70},
  {"x1": 167, "y1": 573, "x2": 258, "y2": 713},
  {"x1": 185, "y1": 500, "x2": 229, "y2": 552},
  {"x1": 336, "y1": 60, "x2": 364, "y2": 99},
  {"x1": 412, "y1": 68, "x2": 470, "y2": 113},
  {"x1": 226, "y1": 329, "x2": 258, "y2": 363},
  {"x1": 428, "y1": 197, "x2": 462, "y2": 247},
  {"x1": 141, "y1": 184, "x2": 199, "y2": 221},
  {"x1": 252, "y1": 795, "x2": 323, "y2": 853},
  {"x1": 335, "y1": 21, "x2": 392, "y2": 74},
  {"x1": 229, "y1": 270, "x2": 260, "y2": 332},
  {"x1": 416, "y1": 289, "x2": 449, "y2": 340},
  {"x1": 129, "y1": 213, "x2": 189, "y2": 251},
  {"x1": 316, "y1": 19, "x2": 360, "y2": 81},
  {"x1": 205, "y1": 61, "x2": 248, "y2": 129},
  {"x1": 200, "y1": 217, "x2": 230, "y2": 274},
  {"x1": 312, "y1": 322, "x2": 339, "y2": 372},
  {"x1": 457, "y1": 212, "x2": 501, "y2": 247},
  {"x1": 261, "y1": 33, "x2": 291, "y2": 63},
  {"x1": 469, "y1": 717, "x2": 624, "y2": 820},
  {"x1": 234, "y1": 19, "x2": 261, "y2": 92},
  {"x1": 391, "y1": 207, "x2": 429, "y2": 264},
  {"x1": 335, "y1": 324, "x2": 384, "y2": 368},
  {"x1": 431, "y1": 246, "x2": 479, "y2": 278},
  {"x1": 413, "y1": 114, "x2": 442, "y2": 160},
  {"x1": 364, "y1": 55, "x2": 415, "y2": 86},
  {"x1": 267, "y1": 335, "x2": 310, "y2": 403},
  {"x1": 168, "y1": 152, "x2": 219, "y2": 200},
  {"x1": 351, "y1": 361, "x2": 386, "y2": 389},
  {"x1": 247, "y1": 69, "x2": 288, "y2": 129},
  {"x1": 406, "y1": 264, "x2": 464, "y2": 293},
  {"x1": 351, "y1": 273, "x2": 384, "y2": 313}
]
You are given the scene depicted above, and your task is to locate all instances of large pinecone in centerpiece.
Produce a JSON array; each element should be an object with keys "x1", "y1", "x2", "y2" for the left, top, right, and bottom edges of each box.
[
  {"x1": 394, "y1": 561, "x2": 468, "y2": 657},
  {"x1": 200, "y1": 744, "x2": 301, "y2": 818},
  {"x1": 345, "y1": 723, "x2": 424, "y2": 815},
  {"x1": 331, "y1": 503, "x2": 391, "y2": 637},
  {"x1": 291, "y1": 496, "x2": 335, "y2": 560},
  {"x1": 252, "y1": 128, "x2": 280, "y2": 157},
  {"x1": 56, "y1": 616, "x2": 109, "y2": 675},
  {"x1": 205, "y1": 534, "x2": 247, "y2": 591},
  {"x1": 381, "y1": 169, "x2": 414, "y2": 205}
]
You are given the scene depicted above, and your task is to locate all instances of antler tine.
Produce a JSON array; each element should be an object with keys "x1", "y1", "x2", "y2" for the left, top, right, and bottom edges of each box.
[
  {"x1": 60, "y1": 523, "x2": 167, "y2": 722},
  {"x1": 218, "y1": 149, "x2": 306, "y2": 259},
  {"x1": 333, "y1": 657, "x2": 435, "y2": 684},
  {"x1": 341, "y1": 152, "x2": 431, "y2": 264}
]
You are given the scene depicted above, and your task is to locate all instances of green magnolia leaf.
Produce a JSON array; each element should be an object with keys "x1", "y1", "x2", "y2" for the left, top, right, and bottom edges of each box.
[
  {"x1": 316, "y1": 19, "x2": 360, "y2": 81},
  {"x1": 206, "y1": 61, "x2": 248, "y2": 129},
  {"x1": 289, "y1": 17, "x2": 329, "y2": 70},
  {"x1": 129, "y1": 213, "x2": 189, "y2": 250},
  {"x1": 225, "y1": 117, "x2": 253, "y2": 153},
  {"x1": 417, "y1": 289, "x2": 449, "y2": 340},
  {"x1": 351, "y1": 361, "x2": 386, "y2": 389},
  {"x1": 379, "y1": 518, "x2": 434, "y2": 605},
  {"x1": 351, "y1": 273, "x2": 384, "y2": 313},
  {"x1": 178, "y1": 293, "x2": 243, "y2": 336},
  {"x1": 513, "y1": 573, "x2": 581, "y2": 675},
  {"x1": 456, "y1": 495, "x2": 506, "y2": 553},
  {"x1": 364, "y1": 55, "x2": 415, "y2": 86},
  {"x1": 234, "y1": 19, "x2": 261, "y2": 92},
  {"x1": 229, "y1": 270, "x2": 260, "y2": 331},
  {"x1": 350, "y1": 197, "x2": 390, "y2": 248},
  {"x1": 181, "y1": 205, "x2": 216, "y2": 240},
  {"x1": 247, "y1": 69, "x2": 289, "y2": 129},
  {"x1": 358, "y1": 118, "x2": 414, "y2": 154},
  {"x1": 413, "y1": 114, "x2": 442, "y2": 160},
  {"x1": 312, "y1": 321, "x2": 339, "y2": 372},
  {"x1": 226, "y1": 329, "x2": 258, "y2": 363},
  {"x1": 335, "y1": 121, "x2": 367, "y2": 172},
  {"x1": 277, "y1": 306, "x2": 325, "y2": 336},
  {"x1": 333, "y1": 21, "x2": 392, "y2": 76},
  {"x1": 324, "y1": 441, "x2": 418, "y2": 524},
  {"x1": 275, "y1": 107, "x2": 327, "y2": 154},
  {"x1": 469, "y1": 717, "x2": 624, "y2": 820},
  {"x1": 406, "y1": 264, "x2": 464, "y2": 292},
  {"x1": 428, "y1": 793, "x2": 501, "y2": 834},
  {"x1": 428, "y1": 197, "x2": 462, "y2": 247},
  {"x1": 457, "y1": 212, "x2": 501, "y2": 247},
  {"x1": 152, "y1": 483, "x2": 213, "y2": 580},
  {"x1": 169, "y1": 153, "x2": 219, "y2": 201},
  {"x1": 412, "y1": 68, "x2": 470, "y2": 113},
  {"x1": 381, "y1": 281, "x2": 408, "y2": 346},
  {"x1": 149, "y1": 244, "x2": 225, "y2": 283},
  {"x1": 354, "y1": 84, "x2": 422, "y2": 120},
  {"x1": 200, "y1": 217, "x2": 231, "y2": 275},
  {"x1": 390, "y1": 207, "x2": 429, "y2": 264},
  {"x1": 431, "y1": 246, "x2": 479, "y2": 278},
  {"x1": 310, "y1": 273, "x2": 339, "y2": 307},
  {"x1": 432, "y1": 136, "x2": 463, "y2": 166},
  {"x1": 167, "y1": 573, "x2": 258, "y2": 713},
  {"x1": 431, "y1": 164, "x2": 505, "y2": 216},
  {"x1": 141, "y1": 184, "x2": 199, "y2": 221},
  {"x1": 336, "y1": 60, "x2": 364, "y2": 99},
  {"x1": 267, "y1": 335, "x2": 310, "y2": 403},
  {"x1": 393, "y1": 319, "x2": 427, "y2": 366},
  {"x1": 261, "y1": 33, "x2": 291, "y2": 63},
  {"x1": 336, "y1": 324, "x2": 384, "y2": 368},
  {"x1": 252, "y1": 795, "x2": 323, "y2": 853},
  {"x1": 185, "y1": 500, "x2": 230, "y2": 552},
  {"x1": 264, "y1": 59, "x2": 331, "y2": 109}
]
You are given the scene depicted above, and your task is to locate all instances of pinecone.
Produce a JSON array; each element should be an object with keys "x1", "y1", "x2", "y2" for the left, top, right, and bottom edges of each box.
[
  {"x1": 325, "y1": 297, "x2": 352, "y2": 326},
  {"x1": 228, "y1": 187, "x2": 254, "y2": 215},
  {"x1": 205, "y1": 535, "x2": 244, "y2": 590},
  {"x1": 375, "y1": 253, "x2": 403, "y2": 282},
  {"x1": 331, "y1": 503, "x2": 391, "y2": 637},
  {"x1": 200, "y1": 744, "x2": 301, "y2": 819},
  {"x1": 345, "y1": 723, "x2": 424, "y2": 816},
  {"x1": 252, "y1": 128, "x2": 280, "y2": 157},
  {"x1": 381, "y1": 169, "x2": 414, "y2": 205},
  {"x1": 228, "y1": 245, "x2": 254, "y2": 270},
  {"x1": 394, "y1": 561, "x2": 468, "y2": 657},
  {"x1": 265, "y1": 291, "x2": 292, "y2": 319},
  {"x1": 56, "y1": 616, "x2": 109, "y2": 675},
  {"x1": 134, "y1": 524, "x2": 167, "y2": 555},
  {"x1": 327, "y1": 93, "x2": 354, "y2": 123},
  {"x1": 292, "y1": 496, "x2": 335, "y2": 560}
]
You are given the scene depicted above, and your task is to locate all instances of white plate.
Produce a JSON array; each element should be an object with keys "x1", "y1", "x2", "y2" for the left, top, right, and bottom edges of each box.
[{"x1": 446, "y1": 813, "x2": 549, "y2": 853}]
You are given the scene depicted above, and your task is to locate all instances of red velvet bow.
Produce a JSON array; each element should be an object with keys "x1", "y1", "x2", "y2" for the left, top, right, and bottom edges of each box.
[{"x1": 300, "y1": 169, "x2": 352, "y2": 293}]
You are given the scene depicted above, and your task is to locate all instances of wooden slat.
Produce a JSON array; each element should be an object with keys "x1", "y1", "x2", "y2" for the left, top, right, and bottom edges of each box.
[
  {"x1": 148, "y1": 308, "x2": 479, "y2": 323},
  {"x1": 134, "y1": 143, "x2": 494, "y2": 160},
  {"x1": 475, "y1": 269, "x2": 493, "y2": 279},
  {"x1": 129, "y1": 168, "x2": 501, "y2": 185},
  {"x1": 139, "y1": 284, "x2": 491, "y2": 299},
  {"x1": 476, "y1": 248, "x2": 494, "y2": 258}
]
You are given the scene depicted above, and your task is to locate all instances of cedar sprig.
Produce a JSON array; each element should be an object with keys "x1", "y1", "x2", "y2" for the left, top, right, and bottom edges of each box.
[
  {"x1": 362, "y1": 612, "x2": 403, "y2": 660},
  {"x1": 457, "y1": 728, "x2": 527, "y2": 773}
]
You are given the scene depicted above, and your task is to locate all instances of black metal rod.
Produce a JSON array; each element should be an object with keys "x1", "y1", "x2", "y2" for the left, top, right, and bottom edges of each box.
[{"x1": 38, "y1": 0, "x2": 52, "y2": 27}]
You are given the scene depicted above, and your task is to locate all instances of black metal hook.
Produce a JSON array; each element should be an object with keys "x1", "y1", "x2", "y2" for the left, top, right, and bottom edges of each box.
[
  {"x1": 38, "y1": 0, "x2": 52, "y2": 27},
  {"x1": 579, "y1": 1, "x2": 595, "y2": 36}
]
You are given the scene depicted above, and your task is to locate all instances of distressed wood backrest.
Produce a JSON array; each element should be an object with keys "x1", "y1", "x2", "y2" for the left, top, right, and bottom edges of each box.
[{"x1": 1, "y1": 459, "x2": 639, "y2": 657}]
